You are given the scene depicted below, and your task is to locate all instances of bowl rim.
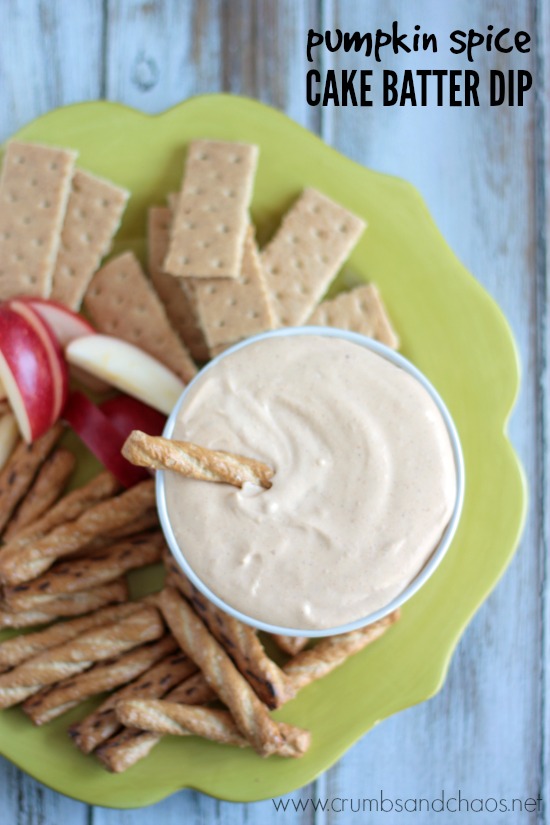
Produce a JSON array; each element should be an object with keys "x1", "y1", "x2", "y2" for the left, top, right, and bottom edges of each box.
[{"x1": 156, "y1": 326, "x2": 465, "y2": 638}]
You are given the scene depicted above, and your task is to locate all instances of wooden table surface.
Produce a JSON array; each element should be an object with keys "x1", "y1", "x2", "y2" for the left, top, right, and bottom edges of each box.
[{"x1": 0, "y1": 1, "x2": 547, "y2": 823}]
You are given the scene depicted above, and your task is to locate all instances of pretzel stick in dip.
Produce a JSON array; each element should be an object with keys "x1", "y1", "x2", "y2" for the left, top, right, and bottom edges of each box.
[
  {"x1": 272, "y1": 635, "x2": 309, "y2": 657},
  {"x1": 0, "y1": 605, "x2": 163, "y2": 708},
  {"x1": 164, "y1": 553, "x2": 292, "y2": 708},
  {"x1": 0, "y1": 423, "x2": 64, "y2": 535},
  {"x1": 159, "y1": 587, "x2": 307, "y2": 757},
  {"x1": 0, "y1": 479, "x2": 155, "y2": 585},
  {"x1": 95, "y1": 672, "x2": 217, "y2": 772},
  {"x1": 4, "y1": 448, "x2": 76, "y2": 539},
  {"x1": 68, "y1": 650, "x2": 198, "y2": 754},
  {"x1": 3, "y1": 533, "x2": 165, "y2": 608},
  {"x1": 22, "y1": 635, "x2": 178, "y2": 725},
  {"x1": 122, "y1": 430, "x2": 274, "y2": 489},
  {"x1": 0, "y1": 579, "x2": 129, "y2": 625},
  {"x1": 0, "y1": 602, "x2": 143, "y2": 672},
  {"x1": 283, "y1": 610, "x2": 401, "y2": 691}
]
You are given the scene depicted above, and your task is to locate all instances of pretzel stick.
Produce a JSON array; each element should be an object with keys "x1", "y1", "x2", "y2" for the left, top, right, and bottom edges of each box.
[
  {"x1": 0, "y1": 605, "x2": 163, "y2": 708},
  {"x1": 283, "y1": 610, "x2": 400, "y2": 690},
  {"x1": 95, "y1": 672, "x2": 216, "y2": 772},
  {"x1": 1, "y1": 578, "x2": 129, "y2": 615},
  {"x1": 0, "y1": 479, "x2": 156, "y2": 585},
  {"x1": 159, "y1": 587, "x2": 305, "y2": 757},
  {"x1": 0, "y1": 602, "x2": 143, "y2": 672},
  {"x1": 4, "y1": 448, "x2": 76, "y2": 540},
  {"x1": 164, "y1": 554, "x2": 292, "y2": 708},
  {"x1": 23, "y1": 635, "x2": 178, "y2": 725},
  {"x1": 68, "y1": 650, "x2": 197, "y2": 753},
  {"x1": 115, "y1": 699, "x2": 310, "y2": 758},
  {"x1": 122, "y1": 430, "x2": 274, "y2": 489},
  {"x1": 3, "y1": 533, "x2": 164, "y2": 608},
  {"x1": 0, "y1": 423, "x2": 63, "y2": 535},
  {"x1": 272, "y1": 635, "x2": 309, "y2": 657},
  {"x1": 0, "y1": 471, "x2": 120, "y2": 551}
]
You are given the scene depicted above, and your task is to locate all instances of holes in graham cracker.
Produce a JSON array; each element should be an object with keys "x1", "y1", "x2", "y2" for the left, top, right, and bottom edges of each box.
[{"x1": 40, "y1": 200, "x2": 51, "y2": 209}]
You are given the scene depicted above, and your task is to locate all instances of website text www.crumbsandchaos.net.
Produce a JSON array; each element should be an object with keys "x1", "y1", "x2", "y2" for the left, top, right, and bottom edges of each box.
[{"x1": 272, "y1": 790, "x2": 543, "y2": 815}]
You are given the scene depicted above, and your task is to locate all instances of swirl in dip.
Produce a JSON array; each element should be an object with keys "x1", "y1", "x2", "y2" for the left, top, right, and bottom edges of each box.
[{"x1": 164, "y1": 334, "x2": 457, "y2": 630}]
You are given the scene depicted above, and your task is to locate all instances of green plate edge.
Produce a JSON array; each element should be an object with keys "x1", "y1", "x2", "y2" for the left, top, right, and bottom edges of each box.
[{"x1": 0, "y1": 94, "x2": 527, "y2": 808}]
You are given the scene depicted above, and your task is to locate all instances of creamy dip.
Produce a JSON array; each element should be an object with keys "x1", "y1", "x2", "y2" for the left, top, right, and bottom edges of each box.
[{"x1": 164, "y1": 334, "x2": 457, "y2": 630}]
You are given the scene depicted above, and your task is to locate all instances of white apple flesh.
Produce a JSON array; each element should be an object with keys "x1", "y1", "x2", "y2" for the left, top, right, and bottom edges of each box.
[
  {"x1": 0, "y1": 306, "x2": 57, "y2": 442},
  {"x1": 66, "y1": 335, "x2": 185, "y2": 415}
]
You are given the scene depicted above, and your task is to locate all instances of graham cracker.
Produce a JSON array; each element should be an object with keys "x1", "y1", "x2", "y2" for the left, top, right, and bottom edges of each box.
[
  {"x1": 51, "y1": 169, "x2": 129, "y2": 310},
  {"x1": 307, "y1": 284, "x2": 399, "y2": 349},
  {"x1": 0, "y1": 141, "x2": 77, "y2": 300},
  {"x1": 166, "y1": 192, "x2": 179, "y2": 212},
  {"x1": 147, "y1": 207, "x2": 210, "y2": 363},
  {"x1": 163, "y1": 140, "x2": 259, "y2": 279},
  {"x1": 190, "y1": 225, "x2": 276, "y2": 350},
  {"x1": 261, "y1": 188, "x2": 366, "y2": 327},
  {"x1": 84, "y1": 251, "x2": 197, "y2": 383}
]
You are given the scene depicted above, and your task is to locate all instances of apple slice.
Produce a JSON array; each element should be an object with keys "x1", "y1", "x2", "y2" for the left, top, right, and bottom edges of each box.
[
  {"x1": 15, "y1": 298, "x2": 95, "y2": 347},
  {"x1": 63, "y1": 392, "x2": 149, "y2": 488},
  {"x1": 0, "y1": 376, "x2": 7, "y2": 402},
  {"x1": 14, "y1": 297, "x2": 110, "y2": 395},
  {"x1": 100, "y1": 395, "x2": 166, "y2": 439},
  {"x1": 9, "y1": 300, "x2": 69, "y2": 421},
  {"x1": 66, "y1": 335, "x2": 185, "y2": 415},
  {"x1": 0, "y1": 305, "x2": 57, "y2": 442},
  {"x1": 0, "y1": 412, "x2": 20, "y2": 471}
]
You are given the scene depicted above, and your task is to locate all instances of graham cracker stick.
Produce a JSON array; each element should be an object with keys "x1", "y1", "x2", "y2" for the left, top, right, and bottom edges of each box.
[
  {"x1": 94, "y1": 671, "x2": 216, "y2": 772},
  {"x1": 4, "y1": 448, "x2": 76, "y2": 540},
  {"x1": 284, "y1": 610, "x2": 400, "y2": 691},
  {"x1": 84, "y1": 251, "x2": 197, "y2": 383},
  {"x1": 123, "y1": 431, "x2": 274, "y2": 490},
  {"x1": 51, "y1": 169, "x2": 129, "y2": 310},
  {"x1": 261, "y1": 188, "x2": 366, "y2": 326},
  {"x1": 3, "y1": 470, "x2": 120, "y2": 550},
  {"x1": 3, "y1": 532, "x2": 165, "y2": 608},
  {"x1": 23, "y1": 635, "x2": 178, "y2": 725},
  {"x1": 164, "y1": 552, "x2": 291, "y2": 708},
  {"x1": 0, "y1": 601, "x2": 143, "y2": 672},
  {"x1": 307, "y1": 283, "x2": 399, "y2": 350},
  {"x1": 0, "y1": 605, "x2": 163, "y2": 708},
  {"x1": 159, "y1": 587, "x2": 301, "y2": 757},
  {"x1": 0, "y1": 479, "x2": 155, "y2": 585},
  {"x1": 148, "y1": 206, "x2": 210, "y2": 363},
  {"x1": 0, "y1": 579, "x2": 129, "y2": 625},
  {"x1": 164, "y1": 140, "x2": 258, "y2": 279},
  {"x1": 188, "y1": 225, "x2": 276, "y2": 351},
  {"x1": 69, "y1": 650, "x2": 197, "y2": 753},
  {"x1": 114, "y1": 700, "x2": 310, "y2": 757},
  {"x1": 0, "y1": 141, "x2": 77, "y2": 299},
  {"x1": 0, "y1": 423, "x2": 63, "y2": 535},
  {"x1": 272, "y1": 635, "x2": 309, "y2": 657}
]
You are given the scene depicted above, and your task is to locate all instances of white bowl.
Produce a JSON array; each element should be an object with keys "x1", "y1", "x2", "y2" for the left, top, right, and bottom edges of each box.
[{"x1": 157, "y1": 327, "x2": 465, "y2": 638}]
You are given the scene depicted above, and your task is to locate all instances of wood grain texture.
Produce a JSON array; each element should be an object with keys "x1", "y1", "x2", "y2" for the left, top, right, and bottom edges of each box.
[{"x1": 0, "y1": 0, "x2": 546, "y2": 823}]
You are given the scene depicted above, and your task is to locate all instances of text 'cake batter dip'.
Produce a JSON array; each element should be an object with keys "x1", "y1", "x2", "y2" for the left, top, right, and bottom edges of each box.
[{"x1": 164, "y1": 334, "x2": 457, "y2": 630}]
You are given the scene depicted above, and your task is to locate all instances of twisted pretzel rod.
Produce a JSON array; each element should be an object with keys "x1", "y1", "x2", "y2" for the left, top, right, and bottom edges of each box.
[
  {"x1": 107, "y1": 611, "x2": 401, "y2": 771},
  {"x1": 0, "y1": 602, "x2": 143, "y2": 673},
  {"x1": 122, "y1": 430, "x2": 274, "y2": 489},
  {"x1": 164, "y1": 554, "x2": 292, "y2": 708},
  {"x1": 272, "y1": 634, "x2": 309, "y2": 657},
  {"x1": 95, "y1": 672, "x2": 217, "y2": 772},
  {"x1": 159, "y1": 587, "x2": 306, "y2": 758},
  {"x1": 0, "y1": 605, "x2": 163, "y2": 709},
  {"x1": 3, "y1": 532, "x2": 165, "y2": 609},
  {"x1": 22, "y1": 635, "x2": 178, "y2": 725},
  {"x1": 0, "y1": 479, "x2": 156, "y2": 585},
  {"x1": 0, "y1": 579, "x2": 130, "y2": 628},
  {"x1": 4, "y1": 448, "x2": 76, "y2": 540}
]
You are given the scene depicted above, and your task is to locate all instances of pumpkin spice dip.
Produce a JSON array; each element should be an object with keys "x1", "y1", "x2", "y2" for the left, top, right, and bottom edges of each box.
[{"x1": 161, "y1": 331, "x2": 459, "y2": 631}]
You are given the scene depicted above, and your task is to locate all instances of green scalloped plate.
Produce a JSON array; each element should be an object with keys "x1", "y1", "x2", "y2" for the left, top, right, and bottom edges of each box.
[{"x1": 0, "y1": 95, "x2": 526, "y2": 808}]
